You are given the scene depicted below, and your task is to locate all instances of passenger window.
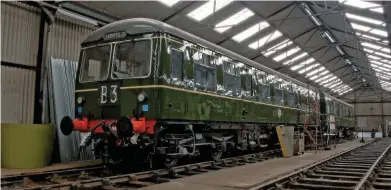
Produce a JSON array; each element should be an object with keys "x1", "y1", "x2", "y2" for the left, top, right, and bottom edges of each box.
[
  {"x1": 240, "y1": 66, "x2": 252, "y2": 99},
  {"x1": 170, "y1": 49, "x2": 184, "y2": 81},
  {"x1": 194, "y1": 52, "x2": 216, "y2": 91},
  {"x1": 223, "y1": 61, "x2": 241, "y2": 97}
]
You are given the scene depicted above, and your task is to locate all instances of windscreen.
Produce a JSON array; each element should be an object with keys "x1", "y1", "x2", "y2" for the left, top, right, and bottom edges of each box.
[
  {"x1": 79, "y1": 45, "x2": 111, "y2": 82},
  {"x1": 112, "y1": 39, "x2": 152, "y2": 79}
]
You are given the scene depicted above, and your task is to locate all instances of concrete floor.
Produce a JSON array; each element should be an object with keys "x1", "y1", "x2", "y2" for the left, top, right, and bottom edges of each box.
[
  {"x1": 1, "y1": 159, "x2": 102, "y2": 177},
  {"x1": 139, "y1": 138, "x2": 373, "y2": 190}
]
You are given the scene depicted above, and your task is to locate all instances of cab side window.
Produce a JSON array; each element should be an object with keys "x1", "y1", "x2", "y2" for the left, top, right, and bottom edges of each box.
[{"x1": 170, "y1": 49, "x2": 184, "y2": 81}]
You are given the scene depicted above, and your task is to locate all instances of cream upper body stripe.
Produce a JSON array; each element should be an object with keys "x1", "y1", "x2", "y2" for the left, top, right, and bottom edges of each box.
[{"x1": 76, "y1": 85, "x2": 310, "y2": 111}]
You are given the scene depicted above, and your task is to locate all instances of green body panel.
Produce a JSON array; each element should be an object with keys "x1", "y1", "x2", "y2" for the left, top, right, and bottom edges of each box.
[{"x1": 154, "y1": 87, "x2": 305, "y2": 123}]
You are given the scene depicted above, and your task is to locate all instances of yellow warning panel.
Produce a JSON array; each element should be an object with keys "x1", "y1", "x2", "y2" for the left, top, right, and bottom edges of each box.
[{"x1": 276, "y1": 125, "x2": 294, "y2": 157}]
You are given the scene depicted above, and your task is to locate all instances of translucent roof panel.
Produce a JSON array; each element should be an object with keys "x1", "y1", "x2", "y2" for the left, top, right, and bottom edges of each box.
[
  {"x1": 290, "y1": 58, "x2": 315, "y2": 71},
  {"x1": 339, "y1": 0, "x2": 383, "y2": 13},
  {"x1": 282, "y1": 52, "x2": 308, "y2": 65},
  {"x1": 232, "y1": 21, "x2": 269, "y2": 42},
  {"x1": 263, "y1": 39, "x2": 293, "y2": 57},
  {"x1": 273, "y1": 47, "x2": 301, "y2": 62},
  {"x1": 188, "y1": 0, "x2": 233, "y2": 21},
  {"x1": 345, "y1": 13, "x2": 383, "y2": 25},
  {"x1": 214, "y1": 8, "x2": 254, "y2": 33},
  {"x1": 351, "y1": 23, "x2": 387, "y2": 37},
  {"x1": 249, "y1": 31, "x2": 283, "y2": 49},
  {"x1": 298, "y1": 63, "x2": 320, "y2": 74}
]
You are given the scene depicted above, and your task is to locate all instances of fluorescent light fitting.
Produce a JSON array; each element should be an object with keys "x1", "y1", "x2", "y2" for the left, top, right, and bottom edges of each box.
[
  {"x1": 324, "y1": 32, "x2": 335, "y2": 43},
  {"x1": 352, "y1": 65, "x2": 358, "y2": 71},
  {"x1": 232, "y1": 21, "x2": 269, "y2": 42},
  {"x1": 188, "y1": 0, "x2": 233, "y2": 21},
  {"x1": 215, "y1": 8, "x2": 254, "y2": 33},
  {"x1": 58, "y1": 9, "x2": 98, "y2": 26},
  {"x1": 336, "y1": 45, "x2": 344, "y2": 55}
]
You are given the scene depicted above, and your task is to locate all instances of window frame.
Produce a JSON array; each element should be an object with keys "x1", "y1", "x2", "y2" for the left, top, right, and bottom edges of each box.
[
  {"x1": 170, "y1": 48, "x2": 185, "y2": 81},
  {"x1": 110, "y1": 38, "x2": 153, "y2": 80},
  {"x1": 78, "y1": 43, "x2": 113, "y2": 83}
]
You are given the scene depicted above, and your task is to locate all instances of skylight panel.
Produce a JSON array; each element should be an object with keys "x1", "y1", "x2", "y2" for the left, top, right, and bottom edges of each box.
[
  {"x1": 232, "y1": 21, "x2": 269, "y2": 42},
  {"x1": 298, "y1": 63, "x2": 320, "y2": 74},
  {"x1": 158, "y1": 0, "x2": 180, "y2": 7},
  {"x1": 368, "y1": 55, "x2": 381, "y2": 60},
  {"x1": 345, "y1": 13, "x2": 383, "y2": 25},
  {"x1": 362, "y1": 42, "x2": 382, "y2": 50},
  {"x1": 249, "y1": 31, "x2": 283, "y2": 49},
  {"x1": 363, "y1": 48, "x2": 374, "y2": 53},
  {"x1": 375, "y1": 52, "x2": 391, "y2": 59},
  {"x1": 339, "y1": 0, "x2": 383, "y2": 13},
  {"x1": 282, "y1": 52, "x2": 308, "y2": 65},
  {"x1": 381, "y1": 48, "x2": 390, "y2": 53},
  {"x1": 315, "y1": 74, "x2": 332, "y2": 83},
  {"x1": 188, "y1": 0, "x2": 233, "y2": 21},
  {"x1": 351, "y1": 23, "x2": 388, "y2": 37},
  {"x1": 356, "y1": 32, "x2": 381, "y2": 41},
  {"x1": 273, "y1": 47, "x2": 301, "y2": 62},
  {"x1": 263, "y1": 40, "x2": 293, "y2": 57},
  {"x1": 326, "y1": 81, "x2": 342, "y2": 89},
  {"x1": 290, "y1": 58, "x2": 315, "y2": 71},
  {"x1": 319, "y1": 76, "x2": 337, "y2": 85},
  {"x1": 215, "y1": 8, "x2": 254, "y2": 33},
  {"x1": 309, "y1": 75, "x2": 319, "y2": 81},
  {"x1": 306, "y1": 67, "x2": 325, "y2": 77}
]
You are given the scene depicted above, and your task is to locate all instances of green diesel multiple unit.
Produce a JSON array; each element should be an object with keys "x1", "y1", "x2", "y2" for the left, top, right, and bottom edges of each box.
[{"x1": 60, "y1": 18, "x2": 355, "y2": 170}]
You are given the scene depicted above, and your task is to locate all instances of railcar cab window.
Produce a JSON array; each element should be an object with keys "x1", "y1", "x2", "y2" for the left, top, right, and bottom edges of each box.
[
  {"x1": 79, "y1": 45, "x2": 111, "y2": 82},
  {"x1": 223, "y1": 61, "x2": 241, "y2": 96},
  {"x1": 193, "y1": 51, "x2": 217, "y2": 91},
  {"x1": 111, "y1": 39, "x2": 152, "y2": 79}
]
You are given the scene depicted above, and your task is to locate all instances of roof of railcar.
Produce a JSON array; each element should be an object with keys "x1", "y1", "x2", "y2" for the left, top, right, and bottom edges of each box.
[{"x1": 83, "y1": 18, "x2": 353, "y2": 108}]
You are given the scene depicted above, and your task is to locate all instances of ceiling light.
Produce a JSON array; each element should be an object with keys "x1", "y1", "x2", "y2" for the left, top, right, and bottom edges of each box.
[
  {"x1": 215, "y1": 8, "x2": 254, "y2": 33},
  {"x1": 336, "y1": 45, "x2": 344, "y2": 55},
  {"x1": 324, "y1": 32, "x2": 335, "y2": 43},
  {"x1": 158, "y1": 0, "x2": 180, "y2": 7},
  {"x1": 290, "y1": 58, "x2": 315, "y2": 71},
  {"x1": 188, "y1": 0, "x2": 233, "y2": 21},
  {"x1": 232, "y1": 21, "x2": 269, "y2": 42}
]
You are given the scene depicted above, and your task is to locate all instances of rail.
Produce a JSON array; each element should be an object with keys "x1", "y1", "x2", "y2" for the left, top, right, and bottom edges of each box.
[
  {"x1": 247, "y1": 138, "x2": 391, "y2": 190},
  {"x1": 2, "y1": 149, "x2": 281, "y2": 189}
]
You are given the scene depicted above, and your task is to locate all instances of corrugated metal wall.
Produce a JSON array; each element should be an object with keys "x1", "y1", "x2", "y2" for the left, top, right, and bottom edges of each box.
[
  {"x1": 48, "y1": 14, "x2": 96, "y2": 62},
  {"x1": 1, "y1": 2, "x2": 41, "y2": 123}
]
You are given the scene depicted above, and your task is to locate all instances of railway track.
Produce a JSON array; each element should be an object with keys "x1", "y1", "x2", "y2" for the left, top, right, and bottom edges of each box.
[
  {"x1": 1, "y1": 149, "x2": 280, "y2": 189},
  {"x1": 248, "y1": 138, "x2": 391, "y2": 190}
]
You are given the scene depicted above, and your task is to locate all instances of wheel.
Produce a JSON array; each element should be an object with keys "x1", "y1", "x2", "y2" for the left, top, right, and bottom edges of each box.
[
  {"x1": 163, "y1": 156, "x2": 178, "y2": 168},
  {"x1": 209, "y1": 150, "x2": 223, "y2": 161}
]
